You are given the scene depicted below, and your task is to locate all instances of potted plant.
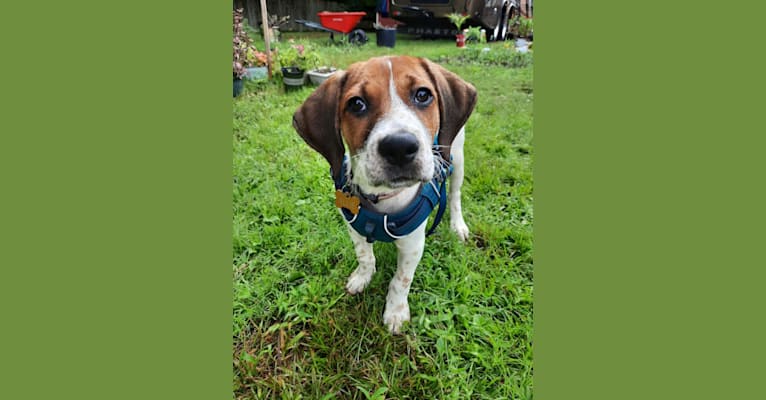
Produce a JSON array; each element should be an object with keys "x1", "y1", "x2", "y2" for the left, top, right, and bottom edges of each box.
[
  {"x1": 244, "y1": 46, "x2": 269, "y2": 80},
  {"x1": 517, "y1": 17, "x2": 533, "y2": 40},
  {"x1": 464, "y1": 26, "x2": 485, "y2": 44},
  {"x1": 276, "y1": 41, "x2": 321, "y2": 91},
  {"x1": 447, "y1": 13, "x2": 470, "y2": 48},
  {"x1": 306, "y1": 66, "x2": 339, "y2": 86},
  {"x1": 233, "y1": 8, "x2": 250, "y2": 97}
]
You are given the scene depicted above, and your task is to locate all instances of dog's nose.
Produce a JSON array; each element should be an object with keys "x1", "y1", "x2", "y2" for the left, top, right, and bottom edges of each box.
[{"x1": 378, "y1": 133, "x2": 419, "y2": 166}]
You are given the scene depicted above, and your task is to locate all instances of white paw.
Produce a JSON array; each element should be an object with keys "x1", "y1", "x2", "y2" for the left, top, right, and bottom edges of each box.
[
  {"x1": 450, "y1": 219, "x2": 470, "y2": 241},
  {"x1": 345, "y1": 266, "x2": 374, "y2": 295},
  {"x1": 383, "y1": 303, "x2": 410, "y2": 334}
]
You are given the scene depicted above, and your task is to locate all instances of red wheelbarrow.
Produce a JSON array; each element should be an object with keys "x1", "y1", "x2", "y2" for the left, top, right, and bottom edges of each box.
[{"x1": 295, "y1": 11, "x2": 368, "y2": 44}]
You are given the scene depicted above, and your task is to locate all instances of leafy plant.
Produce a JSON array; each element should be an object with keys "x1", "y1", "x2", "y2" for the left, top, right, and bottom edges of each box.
[
  {"x1": 313, "y1": 66, "x2": 337, "y2": 74},
  {"x1": 518, "y1": 17, "x2": 533, "y2": 38},
  {"x1": 465, "y1": 26, "x2": 483, "y2": 43},
  {"x1": 233, "y1": 8, "x2": 251, "y2": 79},
  {"x1": 241, "y1": 17, "x2": 260, "y2": 39},
  {"x1": 276, "y1": 41, "x2": 321, "y2": 71},
  {"x1": 246, "y1": 47, "x2": 269, "y2": 68},
  {"x1": 447, "y1": 13, "x2": 470, "y2": 32},
  {"x1": 439, "y1": 45, "x2": 533, "y2": 68}
]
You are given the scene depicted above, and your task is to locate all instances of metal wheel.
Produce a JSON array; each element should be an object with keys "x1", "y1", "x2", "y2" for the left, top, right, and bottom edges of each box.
[
  {"x1": 500, "y1": 5, "x2": 517, "y2": 41},
  {"x1": 492, "y1": 3, "x2": 511, "y2": 41},
  {"x1": 348, "y1": 29, "x2": 368, "y2": 45}
]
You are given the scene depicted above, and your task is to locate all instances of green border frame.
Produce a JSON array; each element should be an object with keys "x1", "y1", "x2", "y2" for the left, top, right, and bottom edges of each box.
[
  {"x1": 535, "y1": 1, "x2": 766, "y2": 399},
  {"x1": 3, "y1": 1, "x2": 766, "y2": 399},
  {"x1": 1, "y1": 3, "x2": 231, "y2": 399}
]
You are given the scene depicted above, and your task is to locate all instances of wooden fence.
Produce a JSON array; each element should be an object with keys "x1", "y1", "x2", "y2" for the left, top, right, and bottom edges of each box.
[{"x1": 233, "y1": 0, "x2": 361, "y2": 32}]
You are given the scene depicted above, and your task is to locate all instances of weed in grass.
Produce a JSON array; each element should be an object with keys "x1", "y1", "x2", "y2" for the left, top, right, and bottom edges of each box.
[{"x1": 234, "y1": 34, "x2": 532, "y2": 400}]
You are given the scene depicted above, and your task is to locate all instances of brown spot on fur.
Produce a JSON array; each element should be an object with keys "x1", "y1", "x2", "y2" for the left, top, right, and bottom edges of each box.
[
  {"x1": 397, "y1": 272, "x2": 412, "y2": 288},
  {"x1": 400, "y1": 277, "x2": 411, "y2": 288}
]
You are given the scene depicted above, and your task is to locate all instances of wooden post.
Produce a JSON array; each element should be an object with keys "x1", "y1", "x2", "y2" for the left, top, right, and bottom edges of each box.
[{"x1": 259, "y1": 0, "x2": 272, "y2": 79}]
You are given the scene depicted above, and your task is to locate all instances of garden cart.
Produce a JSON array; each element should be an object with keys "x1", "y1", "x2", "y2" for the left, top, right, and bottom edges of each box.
[{"x1": 295, "y1": 11, "x2": 368, "y2": 44}]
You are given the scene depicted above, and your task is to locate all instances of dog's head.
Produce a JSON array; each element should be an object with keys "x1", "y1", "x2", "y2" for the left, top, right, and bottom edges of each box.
[{"x1": 293, "y1": 56, "x2": 476, "y2": 194}]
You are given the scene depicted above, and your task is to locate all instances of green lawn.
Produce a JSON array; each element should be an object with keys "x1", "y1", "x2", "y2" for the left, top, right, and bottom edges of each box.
[{"x1": 233, "y1": 32, "x2": 533, "y2": 399}]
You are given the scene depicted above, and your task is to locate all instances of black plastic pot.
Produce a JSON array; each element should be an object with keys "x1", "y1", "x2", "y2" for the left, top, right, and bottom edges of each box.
[
  {"x1": 233, "y1": 77, "x2": 244, "y2": 97},
  {"x1": 376, "y1": 29, "x2": 396, "y2": 48},
  {"x1": 281, "y1": 67, "x2": 305, "y2": 91}
]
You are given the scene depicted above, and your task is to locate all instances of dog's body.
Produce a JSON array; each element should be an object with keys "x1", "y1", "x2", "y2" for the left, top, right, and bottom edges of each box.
[{"x1": 293, "y1": 56, "x2": 477, "y2": 334}]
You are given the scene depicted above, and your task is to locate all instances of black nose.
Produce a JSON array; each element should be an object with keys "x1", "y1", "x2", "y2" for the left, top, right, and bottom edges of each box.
[{"x1": 378, "y1": 132, "x2": 419, "y2": 166}]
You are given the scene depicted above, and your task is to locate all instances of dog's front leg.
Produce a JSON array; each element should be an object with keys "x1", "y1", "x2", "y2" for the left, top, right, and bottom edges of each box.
[
  {"x1": 384, "y1": 222, "x2": 426, "y2": 334},
  {"x1": 345, "y1": 224, "x2": 376, "y2": 295},
  {"x1": 448, "y1": 127, "x2": 470, "y2": 241}
]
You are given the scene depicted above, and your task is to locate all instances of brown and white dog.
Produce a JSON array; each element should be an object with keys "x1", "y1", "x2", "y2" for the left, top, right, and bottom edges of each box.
[{"x1": 293, "y1": 56, "x2": 477, "y2": 334}]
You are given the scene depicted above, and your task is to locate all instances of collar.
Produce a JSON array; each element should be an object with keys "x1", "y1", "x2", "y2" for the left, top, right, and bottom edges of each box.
[{"x1": 334, "y1": 167, "x2": 404, "y2": 205}]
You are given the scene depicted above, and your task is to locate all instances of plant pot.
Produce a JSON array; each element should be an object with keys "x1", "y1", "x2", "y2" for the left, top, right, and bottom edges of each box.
[
  {"x1": 281, "y1": 67, "x2": 305, "y2": 91},
  {"x1": 245, "y1": 66, "x2": 268, "y2": 80},
  {"x1": 376, "y1": 29, "x2": 396, "y2": 48},
  {"x1": 515, "y1": 38, "x2": 530, "y2": 53},
  {"x1": 307, "y1": 67, "x2": 338, "y2": 86},
  {"x1": 233, "y1": 77, "x2": 244, "y2": 97},
  {"x1": 456, "y1": 33, "x2": 466, "y2": 48}
]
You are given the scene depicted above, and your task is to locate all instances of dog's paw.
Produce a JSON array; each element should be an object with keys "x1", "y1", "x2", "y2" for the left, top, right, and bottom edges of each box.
[
  {"x1": 383, "y1": 303, "x2": 410, "y2": 334},
  {"x1": 450, "y1": 219, "x2": 470, "y2": 242},
  {"x1": 345, "y1": 265, "x2": 374, "y2": 295}
]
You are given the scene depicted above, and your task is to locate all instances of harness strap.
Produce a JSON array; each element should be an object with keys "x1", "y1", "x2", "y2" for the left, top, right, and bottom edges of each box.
[
  {"x1": 426, "y1": 178, "x2": 448, "y2": 237},
  {"x1": 332, "y1": 156, "x2": 451, "y2": 243},
  {"x1": 329, "y1": 136, "x2": 453, "y2": 243}
]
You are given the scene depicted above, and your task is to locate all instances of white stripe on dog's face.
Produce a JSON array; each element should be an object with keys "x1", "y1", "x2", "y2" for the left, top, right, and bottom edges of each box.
[{"x1": 342, "y1": 57, "x2": 438, "y2": 195}]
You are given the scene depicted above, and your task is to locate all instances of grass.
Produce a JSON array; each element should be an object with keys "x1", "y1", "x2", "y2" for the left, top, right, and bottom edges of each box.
[{"x1": 233, "y1": 32, "x2": 533, "y2": 399}]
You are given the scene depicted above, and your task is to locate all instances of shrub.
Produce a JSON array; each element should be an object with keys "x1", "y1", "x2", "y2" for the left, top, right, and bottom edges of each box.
[
  {"x1": 439, "y1": 45, "x2": 532, "y2": 68},
  {"x1": 518, "y1": 18, "x2": 533, "y2": 38},
  {"x1": 233, "y1": 9, "x2": 251, "y2": 79},
  {"x1": 276, "y1": 41, "x2": 321, "y2": 71},
  {"x1": 465, "y1": 26, "x2": 484, "y2": 43}
]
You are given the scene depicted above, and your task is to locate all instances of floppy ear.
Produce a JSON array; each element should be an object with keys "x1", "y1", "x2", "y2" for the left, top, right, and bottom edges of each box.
[
  {"x1": 420, "y1": 58, "x2": 478, "y2": 160},
  {"x1": 292, "y1": 72, "x2": 347, "y2": 181}
]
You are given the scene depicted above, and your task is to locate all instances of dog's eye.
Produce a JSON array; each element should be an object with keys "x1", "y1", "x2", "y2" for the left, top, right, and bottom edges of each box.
[
  {"x1": 413, "y1": 88, "x2": 434, "y2": 107},
  {"x1": 347, "y1": 97, "x2": 368, "y2": 115}
]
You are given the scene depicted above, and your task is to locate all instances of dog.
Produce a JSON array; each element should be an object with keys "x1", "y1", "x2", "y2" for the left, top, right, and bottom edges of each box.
[{"x1": 292, "y1": 56, "x2": 477, "y2": 334}]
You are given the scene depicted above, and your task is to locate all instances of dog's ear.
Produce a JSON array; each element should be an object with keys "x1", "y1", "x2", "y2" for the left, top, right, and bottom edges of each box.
[
  {"x1": 420, "y1": 58, "x2": 477, "y2": 160},
  {"x1": 292, "y1": 72, "x2": 347, "y2": 180}
]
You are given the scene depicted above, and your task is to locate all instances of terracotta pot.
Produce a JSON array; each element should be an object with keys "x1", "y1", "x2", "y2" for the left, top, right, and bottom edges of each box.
[{"x1": 456, "y1": 33, "x2": 466, "y2": 48}]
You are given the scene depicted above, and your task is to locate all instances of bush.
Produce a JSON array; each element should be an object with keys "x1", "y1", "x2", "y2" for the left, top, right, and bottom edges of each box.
[
  {"x1": 276, "y1": 41, "x2": 321, "y2": 71},
  {"x1": 439, "y1": 45, "x2": 532, "y2": 68},
  {"x1": 233, "y1": 9, "x2": 250, "y2": 79},
  {"x1": 518, "y1": 18, "x2": 533, "y2": 38}
]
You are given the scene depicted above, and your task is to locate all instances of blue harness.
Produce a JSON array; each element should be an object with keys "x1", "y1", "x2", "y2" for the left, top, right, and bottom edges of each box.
[{"x1": 332, "y1": 145, "x2": 452, "y2": 244}]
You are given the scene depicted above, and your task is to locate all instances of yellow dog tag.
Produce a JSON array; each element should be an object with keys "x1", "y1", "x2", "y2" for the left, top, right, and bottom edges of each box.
[{"x1": 335, "y1": 190, "x2": 360, "y2": 215}]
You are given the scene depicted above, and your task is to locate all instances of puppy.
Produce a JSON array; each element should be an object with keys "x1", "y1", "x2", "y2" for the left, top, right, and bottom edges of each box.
[{"x1": 293, "y1": 56, "x2": 477, "y2": 334}]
